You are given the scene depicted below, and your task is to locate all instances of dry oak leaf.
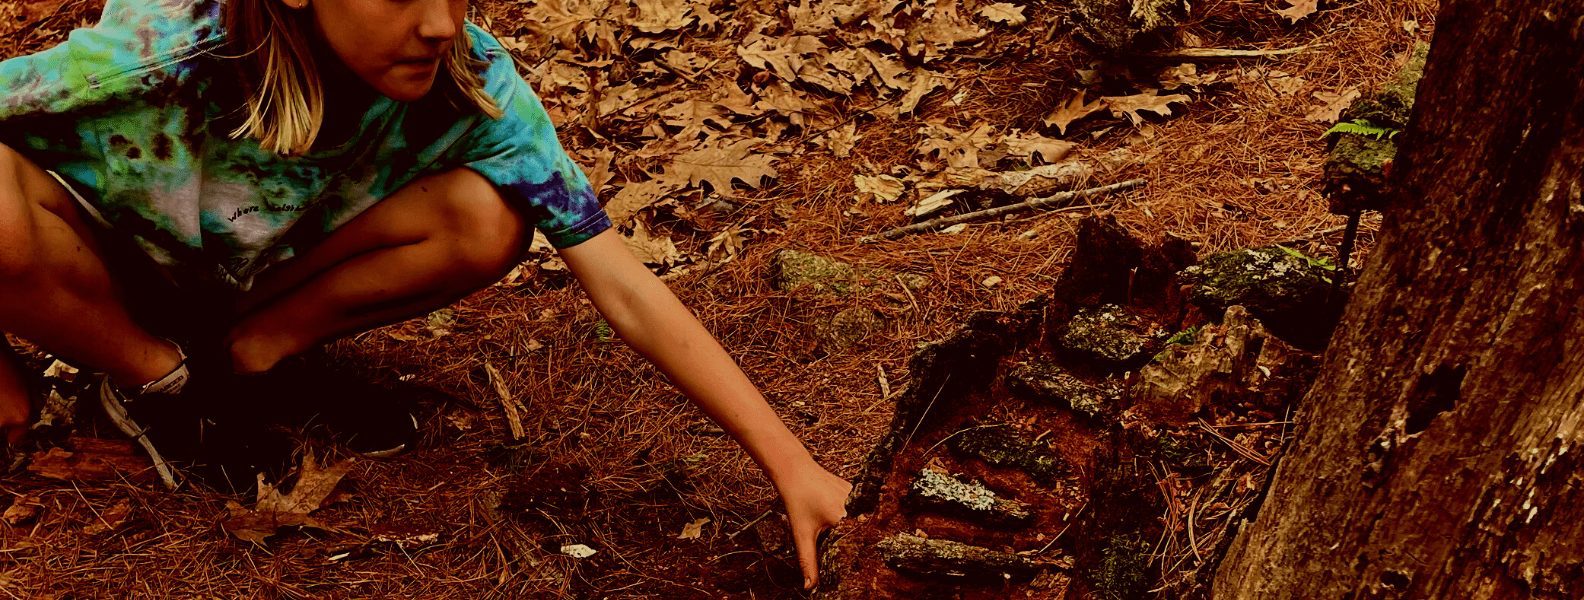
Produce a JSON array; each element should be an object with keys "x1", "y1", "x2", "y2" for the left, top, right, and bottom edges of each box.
[
  {"x1": 898, "y1": 70, "x2": 946, "y2": 115},
  {"x1": 1273, "y1": 0, "x2": 1318, "y2": 24},
  {"x1": 28, "y1": 438, "x2": 150, "y2": 482},
  {"x1": 605, "y1": 176, "x2": 687, "y2": 226},
  {"x1": 978, "y1": 2, "x2": 1027, "y2": 26},
  {"x1": 668, "y1": 139, "x2": 779, "y2": 192},
  {"x1": 623, "y1": 219, "x2": 683, "y2": 266},
  {"x1": 1001, "y1": 131, "x2": 1074, "y2": 163},
  {"x1": 917, "y1": 122, "x2": 997, "y2": 170},
  {"x1": 854, "y1": 174, "x2": 907, "y2": 203},
  {"x1": 1102, "y1": 92, "x2": 1193, "y2": 125},
  {"x1": 1044, "y1": 91, "x2": 1106, "y2": 135},
  {"x1": 1305, "y1": 87, "x2": 1361, "y2": 122},
  {"x1": 858, "y1": 48, "x2": 910, "y2": 91},
  {"x1": 660, "y1": 98, "x2": 733, "y2": 140},
  {"x1": 736, "y1": 34, "x2": 825, "y2": 81},
  {"x1": 223, "y1": 455, "x2": 354, "y2": 544},
  {"x1": 706, "y1": 225, "x2": 747, "y2": 262},
  {"x1": 630, "y1": 0, "x2": 696, "y2": 33},
  {"x1": 823, "y1": 121, "x2": 860, "y2": 158}
]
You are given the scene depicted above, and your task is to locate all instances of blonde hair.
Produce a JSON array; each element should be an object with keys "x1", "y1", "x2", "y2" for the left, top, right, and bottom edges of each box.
[{"x1": 222, "y1": 0, "x2": 502, "y2": 156}]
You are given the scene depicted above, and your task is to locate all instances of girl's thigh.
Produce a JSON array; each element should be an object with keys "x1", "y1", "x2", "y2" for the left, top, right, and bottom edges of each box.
[
  {"x1": 0, "y1": 143, "x2": 196, "y2": 339},
  {"x1": 240, "y1": 168, "x2": 529, "y2": 308}
]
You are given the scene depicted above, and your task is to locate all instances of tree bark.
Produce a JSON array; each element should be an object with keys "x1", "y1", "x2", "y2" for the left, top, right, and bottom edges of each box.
[{"x1": 1212, "y1": 1, "x2": 1584, "y2": 598}]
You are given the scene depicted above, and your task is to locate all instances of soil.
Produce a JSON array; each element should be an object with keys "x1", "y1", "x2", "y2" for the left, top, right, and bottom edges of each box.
[{"x1": 0, "y1": 0, "x2": 1435, "y2": 598}]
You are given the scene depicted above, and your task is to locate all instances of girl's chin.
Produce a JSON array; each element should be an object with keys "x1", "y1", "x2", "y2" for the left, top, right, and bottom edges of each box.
[{"x1": 378, "y1": 78, "x2": 437, "y2": 103}]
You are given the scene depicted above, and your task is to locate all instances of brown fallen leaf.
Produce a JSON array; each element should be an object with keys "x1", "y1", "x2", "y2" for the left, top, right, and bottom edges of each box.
[
  {"x1": 82, "y1": 498, "x2": 132, "y2": 535},
  {"x1": 1102, "y1": 92, "x2": 1193, "y2": 125},
  {"x1": 897, "y1": 70, "x2": 945, "y2": 116},
  {"x1": 1000, "y1": 131, "x2": 1074, "y2": 164},
  {"x1": 1305, "y1": 87, "x2": 1361, "y2": 122},
  {"x1": 854, "y1": 174, "x2": 906, "y2": 203},
  {"x1": 3, "y1": 495, "x2": 41, "y2": 526},
  {"x1": 1044, "y1": 91, "x2": 1106, "y2": 135},
  {"x1": 977, "y1": 2, "x2": 1027, "y2": 26},
  {"x1": 678, "y1": 517, "x2": 710, "y2": 540},
  {"x1": 706, "y1": 224, "x2": 747, "y2": 262},
  {"x1": 823, "y1": 121, "x2": 859, "y2": 158},
  {"x1": 623, "y1": 219, "x2": 683, "y2": 266},
  {"x1": 667, "y1": 139, "x2": 778, "y2": 193},
  {"x1": 1274, "y1": 0, "x2": 1319, "y2": 24},
  {"x1": 604, "y1": 176, "x2": 686, "y2": 227},
  {"x1": 222, "y1": 455, "x2": 354, "y2": 544}
]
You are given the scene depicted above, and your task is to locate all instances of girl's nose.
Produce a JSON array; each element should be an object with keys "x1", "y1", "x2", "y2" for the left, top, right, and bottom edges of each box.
[{"x1": 417, "y1": 0, "x2": 459, "y2": 41}]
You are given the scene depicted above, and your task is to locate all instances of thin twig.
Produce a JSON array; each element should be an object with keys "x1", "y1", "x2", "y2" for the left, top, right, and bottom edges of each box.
[
  {"x1": 1145, "y1": 44, "x2": 1317, "y2": 62},
  {"x1": 860, "y1": 179, "x2": 1145, "y2": 243}
]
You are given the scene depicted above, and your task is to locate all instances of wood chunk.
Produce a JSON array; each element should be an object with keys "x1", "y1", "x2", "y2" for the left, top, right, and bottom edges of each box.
[
  {"x1": 909, "y1": 467, "x2": 1034, "y2": 527},
  {"x1": 876, "y1": 533, "x2": 1053, "y2": 580}
]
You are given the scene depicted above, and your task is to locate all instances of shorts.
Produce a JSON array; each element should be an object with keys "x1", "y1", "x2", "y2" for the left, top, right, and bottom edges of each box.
[{"x1": 47, "y1": 171, "x2": 239, "y2": 347}]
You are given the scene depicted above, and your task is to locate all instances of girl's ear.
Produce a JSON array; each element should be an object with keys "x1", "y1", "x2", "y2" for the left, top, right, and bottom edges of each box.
[{"x1": 280, "y1": 0, "x2": 310, "y2": 9}]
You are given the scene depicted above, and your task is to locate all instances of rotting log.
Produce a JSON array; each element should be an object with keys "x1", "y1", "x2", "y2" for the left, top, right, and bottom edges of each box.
[{"x1": 1213, "y1": 1, "x2": 1584, "y2": 597}]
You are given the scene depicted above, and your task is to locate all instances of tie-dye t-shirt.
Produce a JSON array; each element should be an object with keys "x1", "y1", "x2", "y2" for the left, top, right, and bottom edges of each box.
[{"x1": 0, "y1": 0, "x2": 609, "y2": 290}]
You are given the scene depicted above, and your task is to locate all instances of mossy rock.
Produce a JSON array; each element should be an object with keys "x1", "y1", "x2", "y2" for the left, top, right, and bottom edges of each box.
[
  {"x1": 1180, "y1": 247, "x2": 1339, "y2": 347},
  {"x1": 950, "y1": 426, "x2": 1066, "y2": 483},
  {"x1": 1324, "y1": 43, "x2": 1429, "y2": 214},
  {"x1": 909, "y1": 467, "x2": 1034, "y2": 527},
  {"x1": 1056, "y1": 305, "x2": 1165, "y2": 370},
  {"x1": 772, "y1": 250, "x2": 927, "y2": 298},
  {"x1": 1324, "y1": 134, "x2": 1397, "y2": 214},
  {"x1": 814, "y1": 306, "x2": 885, "y2": 353},
  {"x1": 1008, "y1": 361, "x2": 1123, "y2": 422},
  {"x1": 1343, "y1": 42, "x2": 1429, "y2": 130},
  {"x1": 877, "y1": 533, "x2": 1049, "y2": 581}
]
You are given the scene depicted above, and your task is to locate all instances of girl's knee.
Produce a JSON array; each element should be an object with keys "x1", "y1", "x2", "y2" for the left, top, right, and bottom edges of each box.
[{"x1": 429, "y1": 171, "x2": 527, "y2": 279}]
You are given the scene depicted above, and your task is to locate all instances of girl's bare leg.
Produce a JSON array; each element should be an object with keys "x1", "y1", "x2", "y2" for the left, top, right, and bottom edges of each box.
[
  {"x1": 0, "y1": 144, "x2": 183, "y2": 388},
  {"x1": 0, "y1": 344, "x2": 30, "y2": 444},
  {"x1": 227, "y1": 168, "x2": 529, "y2": 373}
]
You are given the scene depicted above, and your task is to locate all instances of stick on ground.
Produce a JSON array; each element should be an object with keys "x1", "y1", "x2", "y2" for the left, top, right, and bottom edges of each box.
[
  {"x1": 860, "y1": 179, "x2": 1147, "y2": 243},
  {"x1": 1144, "y1": 45, "x2": 1316, "y2": 62}
]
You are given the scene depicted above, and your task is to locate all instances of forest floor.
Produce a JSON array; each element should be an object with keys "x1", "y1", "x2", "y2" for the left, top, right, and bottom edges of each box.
[{"x1": 1, "y1": 0, "x2": 1434, "y2": 597}]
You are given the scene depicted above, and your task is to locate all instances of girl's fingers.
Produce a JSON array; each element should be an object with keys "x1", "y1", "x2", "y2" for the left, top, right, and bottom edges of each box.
[{"x1": 793, "y1": 522, "x2": 819, "y2": 589}]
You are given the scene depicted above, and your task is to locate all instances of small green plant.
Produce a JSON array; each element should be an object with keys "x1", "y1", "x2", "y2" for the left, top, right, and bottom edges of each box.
[
  {"x1": 1163, "y1": 326, "x2": 1200, "y2": 347},
  {"x1": 1275, "y1": 244, "x2": 1338, "y2": 271},
  {"x1": 1323, "y1": 119, "x2": 1401, "y2": 141}
]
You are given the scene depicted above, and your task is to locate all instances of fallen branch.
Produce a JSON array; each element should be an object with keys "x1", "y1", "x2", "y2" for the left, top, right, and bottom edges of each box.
[
  {"x1": 1145, "y1": 45, "x2": 1315, "y2": 62},
  {"x1": 860, "y1": 179, "x2": 1146, "y2": 243}
]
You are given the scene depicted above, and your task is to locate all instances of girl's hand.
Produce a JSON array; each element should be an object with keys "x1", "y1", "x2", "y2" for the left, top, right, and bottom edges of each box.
[{"x1": 776, "y1": 461, "x2": 853, "y2": 590}]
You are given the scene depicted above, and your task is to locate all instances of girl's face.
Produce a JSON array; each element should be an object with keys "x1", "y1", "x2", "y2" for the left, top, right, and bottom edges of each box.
[{"x1": 292, "y1": 0, "x2": 467, "y2": 101}]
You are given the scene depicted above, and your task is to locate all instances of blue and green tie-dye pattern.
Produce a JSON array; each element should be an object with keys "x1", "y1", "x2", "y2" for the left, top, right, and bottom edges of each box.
[{"x1": 0, "y1": 0, "x2": 610, "y2": 290}]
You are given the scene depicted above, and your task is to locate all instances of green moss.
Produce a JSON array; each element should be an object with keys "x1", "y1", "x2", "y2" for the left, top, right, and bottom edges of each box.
[
  {"x1": 951, "y1": 426, "x2": 1065, "y2": 483},
  {"x1": 772, "y1": 250, "x2": 926, "y2": 298},
  {"x1": 1181, "y1": 247, "x2": 1332, "y2": 324},
  {"x1": 1089, "y1": 533, "x2": 1152, "y2": 600},
  {"x1": 1057, "y1": 305, "x2": 1161, "y2": 368},
  {"x1": 1008, "y1": 361, "x2": 1120, "y2": 421}
]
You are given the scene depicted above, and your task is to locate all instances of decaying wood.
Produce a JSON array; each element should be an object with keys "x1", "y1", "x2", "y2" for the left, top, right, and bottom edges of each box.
[
  {"x1": 1213, "y1": 1, "x2": 1584, "y2": 597},
  {"x1": 860, "y1": 179, "x2": 1145, "y2": 243}
]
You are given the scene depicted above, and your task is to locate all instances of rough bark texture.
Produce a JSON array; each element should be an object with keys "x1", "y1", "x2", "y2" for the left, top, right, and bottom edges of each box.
[{"x1": 1213, "y1": 1, "x2": 1584, "y2": 598}]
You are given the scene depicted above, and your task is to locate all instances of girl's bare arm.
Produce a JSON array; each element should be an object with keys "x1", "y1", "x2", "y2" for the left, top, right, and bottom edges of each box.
[{"x1": 558, "y1": 228, "x2": 849, "y2": 588}]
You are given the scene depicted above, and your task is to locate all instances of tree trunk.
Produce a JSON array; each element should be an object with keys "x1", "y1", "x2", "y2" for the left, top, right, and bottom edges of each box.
[{"x1": 1212, "y1": 1, "x2": 1584, "y2": 598}]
